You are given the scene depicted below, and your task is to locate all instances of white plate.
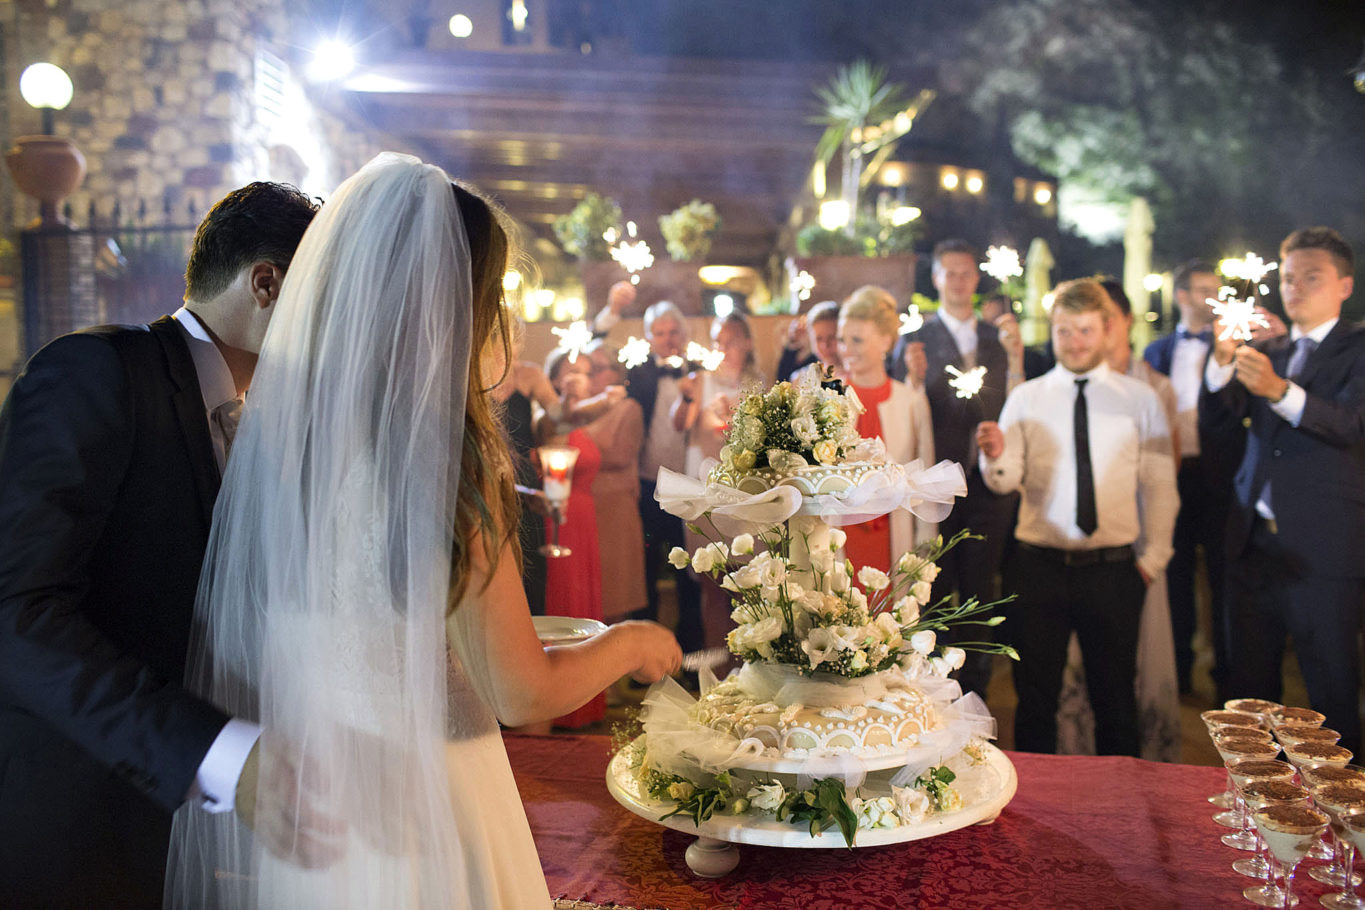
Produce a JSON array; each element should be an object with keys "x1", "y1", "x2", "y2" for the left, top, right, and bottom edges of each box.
[
  {"x1": 606, "y1": 736, "x2": 1016, "y2": 849},
  {"x1": 533, "y1": 615, "x2": 607, "y2": 644}
]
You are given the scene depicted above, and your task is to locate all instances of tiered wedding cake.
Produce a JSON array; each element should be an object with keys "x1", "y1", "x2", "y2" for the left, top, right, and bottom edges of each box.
[{"x1": 617, "y1": 375, "x2": 1016, "y2": 845}]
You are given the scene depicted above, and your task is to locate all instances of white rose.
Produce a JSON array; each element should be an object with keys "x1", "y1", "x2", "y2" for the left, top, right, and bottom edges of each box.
[
  {"x1": 734, "y1": 616, "x2": 784, "y2": 659},
  {"x1": 790, "y1": 415, "x2": 820, "y2": 445},
  {"x1": 852, "y1": 796, "x2": 898, "y2": 830},
  {"x1": 897, "y1": 552, "x2": 927, "y2": 575},
  {"x1": 893, "y1": 595, "x2": 920, "y2": 626},
  {"x1": 668, "y1": 547, "x2": 691, "y2": 569},
  {"x1": 809, "y1": 547, "x2": 835, "y2": 576},
  {"x1": 874, "y1": 612, "x2": 902, "y2": 642},
  {"x1": 802, "y1": 627, "x2": 836, "y2": 668},
  {"x1": 746, "y1": 782, "x2": 786, "y2": 812},
  {"x1": 857, "y1": 566, "x2": 891, "y2": 591},
  {"x1": 709, "y1": 541, "x2": 730, "y2": 561},
  {"x1": 944, "y1": 646, "x2": 966, "y2": 670},
  {"x1": 930, "y1": 655, "x2": 950, "y2": 677},
  {"x1": 919, "y1": 562, "x2": 941, "y2": 583},
  {"x1": 891, "y1": 785, "x2": 929, "y2": 824},
  {"x1": 911, "y1": 580, "x2": 933, "y2": 604},
  {"x1": 691, "y1": 547, "x2": 716, "y2": 573},
  {"x1": 812, "y1": 439, "x2": 839, "y2": 465},
  {"x1": 911, "y1": 630, "x2": 937, "y2": 654},
  {"x1": 720, "y1": 574, "x2": 741, "y2": 592},
  {"x1": 732, "y1": 564, "x2": 763, "y2": 589},
  {"x1": 731, "y1": 533, "x2": 755, "y2": 555},
  {"x1": 848, "y1": 587, "x2": 868, "y2": 611},
  {"x1": 829, "y1": 528, "x2": 847, "y2": 549},
  {"x1": 849, "y1": 649, "x2": 869, "y2": 671},
  {"x1": 760, "y1": 559, "x2": 786, "y2": 588},
  {"x1": 829, "y1": 565, "x2": 850, "y2": 594},
  {"x1": 668, "y1": 781, "x2": 696, "y2": 801},
  {"x1": 785, "y1": 581, "x2": 805, "y2": 602},
  {"x1": 937, "y1": 787, "x2": 964, "y2": 812}
]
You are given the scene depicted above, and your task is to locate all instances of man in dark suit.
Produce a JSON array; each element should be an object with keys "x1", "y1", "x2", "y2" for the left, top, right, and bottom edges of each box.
[
  {"x1": 892, "y1": 239, "x2": 1025, "y2": 698},
  {"x1": 0, "y1": 182, "x2": 318, "y2": 906},
  {"x1": 1142, "y1": 260, "x2": 1232, "y2": 695},
  {"x1": 1200, "y1": 226, "x2": 1365, "y2": 751}
]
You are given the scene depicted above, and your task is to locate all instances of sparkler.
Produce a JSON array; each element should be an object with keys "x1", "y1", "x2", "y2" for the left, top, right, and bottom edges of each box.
[
  {"x1": 980, "y1": 246, "x2": 1023, "y2": 284},
  {"x1": 549, "y1": 320, "x2": 594, "y2": 361},
  {"x1": 899, "y1": 304, "x2": 924, "y2": 335},
  {"x1": 945, "y1": 364, "x2": 987, "y2": 400},
  {"x1": 791, "y1": 269, "x2": 816, "y2": 302},
  {"x1": 685, "y1": 341, "x2": 726, "y2": 372},
  {"x1": 1207, "y1": 291, "x2": 1270, "y2": 343},
  {"x1": 619, "y1": 336, "x2": 652, "y2": 369},
  {"x1": 1209, "y1": 252, "x2": 1277, "y2": 342}
]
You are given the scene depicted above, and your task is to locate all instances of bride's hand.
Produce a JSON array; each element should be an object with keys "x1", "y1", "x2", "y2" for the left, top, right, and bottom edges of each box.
[
  {"x1": 610, "y1": 620, "x2": 683, "y2": 683},
  {"x1": 237, "y1": 734, "x2": 348, "y2": 869}
]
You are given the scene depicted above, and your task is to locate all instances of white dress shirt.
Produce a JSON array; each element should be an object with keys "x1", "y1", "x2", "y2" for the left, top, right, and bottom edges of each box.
[
  {"x1": 980, "y1": 361, "x2": 1179, "y2": 579},
  {"x1": 640, "y1": 363, "x2": 689, "y2": 480},
  {"x1": 1168, "y1": 328, "x2": 1210, "y2": 458},
  {"x1": 172, "y1": 307, "x2": 261, "y2": 813}
]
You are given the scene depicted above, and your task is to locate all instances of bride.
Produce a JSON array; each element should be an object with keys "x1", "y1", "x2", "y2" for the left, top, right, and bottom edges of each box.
[{"x1": 165, "y1": 154, "x2": 682, "y2": 907}]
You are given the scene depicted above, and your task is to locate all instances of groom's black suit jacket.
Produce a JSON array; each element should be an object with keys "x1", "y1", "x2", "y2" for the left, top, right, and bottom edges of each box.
[{"x1": 0, "y1": 316, "x2": 232, "y2": 907}]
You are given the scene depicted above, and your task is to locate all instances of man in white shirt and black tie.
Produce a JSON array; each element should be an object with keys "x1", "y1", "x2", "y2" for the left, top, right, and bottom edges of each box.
[{"x1": 977, "y1": 279, "x2": 1179, "y2": 755}]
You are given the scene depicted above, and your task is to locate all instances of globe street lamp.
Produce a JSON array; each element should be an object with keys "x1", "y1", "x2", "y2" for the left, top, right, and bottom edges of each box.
[{"x1": 5, "y1": 63, "x2": 85, "y2": 228}]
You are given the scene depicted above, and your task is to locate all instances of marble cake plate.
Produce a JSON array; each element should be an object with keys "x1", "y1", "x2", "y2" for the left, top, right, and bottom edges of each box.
[{"x1": 606, "y1": 736, "x2": 1017, "y2": 877}]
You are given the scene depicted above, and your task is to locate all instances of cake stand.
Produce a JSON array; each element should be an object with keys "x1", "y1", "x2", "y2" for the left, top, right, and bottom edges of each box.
[{"x1": 606, "y1": 736, "x2": 1017, "y2": 877}]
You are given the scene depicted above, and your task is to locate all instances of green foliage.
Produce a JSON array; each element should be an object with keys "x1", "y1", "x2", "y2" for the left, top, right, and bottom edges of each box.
[
  {"x1": 796, "y1": 223, "x2": 869, "y2": 257},
  {"x1": 776, "y1": 778, "x2": 859, "y2": 845},
  {"x1": 913, "y1": 765, "x2": 959, "y2": 811},
  {"x1": 552, "y1": 193, "x2": 622, "y2": 261},
  {"x1": 812, "y1": 60, "x2": 908, "y2": 167},
  {"x1": 658, "y1": 199, "x2": 721, "y2": 262}
]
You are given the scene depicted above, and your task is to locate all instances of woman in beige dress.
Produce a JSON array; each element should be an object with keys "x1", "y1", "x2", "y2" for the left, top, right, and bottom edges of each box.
[{"x1": 581, "y1": 341, "x2": 648, "y2": 622}]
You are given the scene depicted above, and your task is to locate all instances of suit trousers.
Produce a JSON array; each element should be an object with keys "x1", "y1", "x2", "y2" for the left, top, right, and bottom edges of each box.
[
  {"x1": 1005, "y1": 545, "x2": 1146, "y2": 756},
  {"x1": 1226, "y1": 519, "x2": 1365, "y2": 753},
  {"x1": 634, "y1": 479, "x2": 703, "y2": 652},
  {"x1": 1167, "y1": 457, "x2": 1230, "y2": 693},
  {"x1": 933, "y1": 471, "x2": 1017, "y2": 699}
]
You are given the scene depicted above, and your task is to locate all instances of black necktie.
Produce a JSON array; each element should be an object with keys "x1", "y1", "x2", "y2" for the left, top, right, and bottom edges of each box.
[
  {"x1": 1074, "y1": 378, "x2": 1098, "y2": 536},
  {"x1": 656, "y1": 363, "x2": 684, "y2": 379}
]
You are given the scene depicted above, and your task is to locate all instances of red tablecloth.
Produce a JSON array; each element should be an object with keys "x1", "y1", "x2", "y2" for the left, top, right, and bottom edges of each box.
[{"x1": 507, "y1": 732, "x2": 1348, "y2": 910}]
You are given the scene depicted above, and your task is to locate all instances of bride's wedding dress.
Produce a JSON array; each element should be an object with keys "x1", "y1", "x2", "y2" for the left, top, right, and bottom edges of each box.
[{"x1": 254, "y1": 466, "x2": 552, "y2": 908}]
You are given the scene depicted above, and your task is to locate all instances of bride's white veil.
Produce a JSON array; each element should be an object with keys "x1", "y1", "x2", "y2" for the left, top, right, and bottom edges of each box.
[{"x1": 166, "y1": 153, "x2": 475, "y2": 907}]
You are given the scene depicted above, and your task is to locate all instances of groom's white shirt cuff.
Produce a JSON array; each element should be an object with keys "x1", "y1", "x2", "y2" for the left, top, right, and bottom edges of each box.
[{"x1": 187, "y1": 718, "x2": 262, "y2": 813}]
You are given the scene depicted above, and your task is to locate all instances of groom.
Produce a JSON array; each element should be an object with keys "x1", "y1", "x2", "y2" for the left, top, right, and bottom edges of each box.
[{"x1": 0, "y1": 182, "x2": 318, "y2": 907}]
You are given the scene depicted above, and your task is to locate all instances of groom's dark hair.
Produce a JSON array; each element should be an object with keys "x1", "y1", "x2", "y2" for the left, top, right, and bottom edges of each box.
[{"x1": 184, "y1": 181, "x2": 320, "y2": 301}]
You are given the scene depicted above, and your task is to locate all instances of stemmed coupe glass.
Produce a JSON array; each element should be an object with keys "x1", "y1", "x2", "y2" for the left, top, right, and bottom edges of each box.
[{"x1": 537, "y1": 444, "x2": 579, "y2": 558}]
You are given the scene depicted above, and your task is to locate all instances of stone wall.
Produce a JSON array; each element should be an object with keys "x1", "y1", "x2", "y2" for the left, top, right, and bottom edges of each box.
[{"x1": 4, "y1": 0, "x2": 412, "y2": 228}]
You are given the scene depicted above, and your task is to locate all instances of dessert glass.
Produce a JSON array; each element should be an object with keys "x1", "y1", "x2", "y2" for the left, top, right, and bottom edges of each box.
[
  {"x1": 1308, "y1": 782, "x2": 1365, "y2": 899},
  {"x1": 1234, "y1": 779, "x2": 1309, "y2": 881},
  {"x1": 1204, "y1": 710, "x2": 1270, "y2": 809},
  {"x1": 1215, "y1": 739, "x2": 1284, "y2": 833},
  {"x1": 1248, "y1": 805, "x2": 1329, "y2": 909}
]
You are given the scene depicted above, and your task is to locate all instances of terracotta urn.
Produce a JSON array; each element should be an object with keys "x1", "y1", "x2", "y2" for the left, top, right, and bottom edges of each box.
[{"x1": 5, "y1": 135, "x2": 86, "y2": 228}]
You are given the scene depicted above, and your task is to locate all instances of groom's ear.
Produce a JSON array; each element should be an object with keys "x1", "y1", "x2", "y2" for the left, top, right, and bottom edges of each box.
[{"x1": 249, "y1": 262, "x2": 286, "y2": 308}]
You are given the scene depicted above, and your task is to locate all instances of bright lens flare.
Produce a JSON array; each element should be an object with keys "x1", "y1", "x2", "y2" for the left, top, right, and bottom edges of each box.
[
  {"x1": 792, "y1": 269, "x2": 816, "y2": 302},
  {"x1": 945, "y1": 365, "x2": 987, "y2": 399},
  {"x1": 980, "y1": 246, "x2": 1023, "y2": 283},
  {"x1": 899, "y1": 305, "x2": 924, "y2": 335},
  {"x1": 550, "y1": 320, "x2": 594, "y2": 361},
  {"x1": 1207, "y1": 295, "x2": 1270, "y2": 342},
  {"x1": 619, "y1": 337, "x2": 652, "y2": 369},
  {"x1": 1220, "y1": 252, "x2": 1278, "y2": 284}
]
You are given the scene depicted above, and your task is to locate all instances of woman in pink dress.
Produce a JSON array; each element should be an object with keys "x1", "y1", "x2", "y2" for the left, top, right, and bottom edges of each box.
[{"x1": 538, "y1": 349, "x2": 605, "y2": 728}]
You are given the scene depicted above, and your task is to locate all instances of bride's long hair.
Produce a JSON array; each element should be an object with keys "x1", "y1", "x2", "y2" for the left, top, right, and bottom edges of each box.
[{"x1": 449, "y1": 183, "x2": 518, "y2": 609}]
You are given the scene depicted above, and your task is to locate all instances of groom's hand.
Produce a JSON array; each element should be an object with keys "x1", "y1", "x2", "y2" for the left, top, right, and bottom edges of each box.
[{"x1": 236, "y1": 735, "x2": 347, "y2": 869}]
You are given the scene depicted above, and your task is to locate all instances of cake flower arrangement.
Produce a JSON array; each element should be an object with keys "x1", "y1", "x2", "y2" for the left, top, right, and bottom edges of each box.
[{"x1": 618, "y1": 374, "x2": 1016, "y2": 845}]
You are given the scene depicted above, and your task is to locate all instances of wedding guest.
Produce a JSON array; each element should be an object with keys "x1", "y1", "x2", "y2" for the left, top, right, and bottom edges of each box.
[
  {"x1": 0, "y1": 182, "x2": 319, "y2": 905},
  {"x1": 676, "y1": 313, "x2": 764, "y2": 648},
  {"x1": 491, "y1": 338, "x2": 561, "y2": 615},
  {"x1": 624, "y1": 301, "x2": 703, "y2": 653},
  {"x1": 592, "y1": 278, "x2": 637, "y2": 336},
  {"x1": 1201, "y1": 227, "x2": 1365, "y2": 753},
  {"x1": 837, "y1": 286, "x2": 937, "y2": 573},
  {"x1": 581, "y1": 340, "x2": 648, "y2": 624},
  {"x1": 893, "y1": 240, "x2": 1025, "y2": 698},
  {"x1": 977, "y1": 278, "x2": 1178, "y2": 756},
  {"x1": 788, "y1": 300, "x2": 841, "y2": 383},
  {"x1": 1056, "y1": 278, "x2": 1182, "y2": 762},
  {"x1": 538, "y1": 348, "x2": 605, "y2": 728},
  {"x1": 1142, "y1": 260, "x2": 1233, "y2": 696}
]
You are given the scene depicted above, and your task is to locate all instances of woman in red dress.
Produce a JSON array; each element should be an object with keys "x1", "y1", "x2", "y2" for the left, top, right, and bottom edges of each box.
[
  {"x1": 837, "y1": 287, "x2": 937, "y2": 574},
  {"x1": 538, "y1": 350, "x2": 605, "y2": 728}
]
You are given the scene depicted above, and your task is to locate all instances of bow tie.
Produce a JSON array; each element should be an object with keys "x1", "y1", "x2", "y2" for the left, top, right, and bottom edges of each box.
[
  {"x1": 1177, "y1": 327, "x2": 1212, "y2": 345},
  {"x1": 656, "y1": 363, "x2": 685, "y2": 379}
]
